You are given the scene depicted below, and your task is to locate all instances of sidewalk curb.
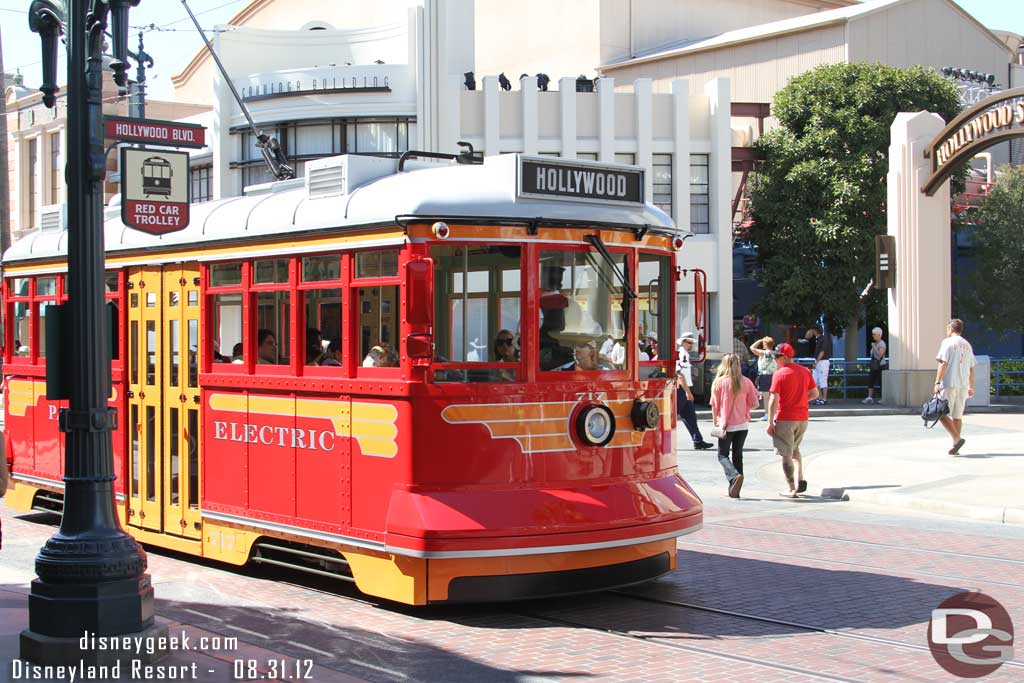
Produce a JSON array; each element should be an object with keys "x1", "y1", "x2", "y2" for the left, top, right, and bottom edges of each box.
[
  {"x1": 837, "y1": 488, "x2": 1024, "y2": 525},
  {"x1": 694, "y1": 404, "x2": 1024, "y2": 419}
]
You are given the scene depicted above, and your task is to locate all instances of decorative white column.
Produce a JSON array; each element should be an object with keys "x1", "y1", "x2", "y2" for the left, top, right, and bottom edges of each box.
[
  {"x1": 670, "y1": 79, "x2": 690, "y2": 232},
  {"x1": 705, "y1": 77, "x2": 733, "y2": 355},
  {"x1": 559, "y1": 77, "x2": 577, "y2": 159},
  {"x1": 634, "y1": 78, "x2": 653, "y2": 200},
  {"x1": 521, "y1": 75, "x2": 538, "y2": 156},
  {"x1": 598, "y1": 77, "x2": 615, "y2": 162},
  {"x1": 883, "y1": 111, "x2": 952, "y2": 407},
  {"x1": 483, "y1": 75, "x2": 500, "y2": 155}
]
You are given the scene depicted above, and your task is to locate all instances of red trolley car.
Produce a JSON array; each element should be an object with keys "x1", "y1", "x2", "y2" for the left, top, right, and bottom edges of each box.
[{"x1": 3, "y1": 153, "x2": 702, "y2": 604}]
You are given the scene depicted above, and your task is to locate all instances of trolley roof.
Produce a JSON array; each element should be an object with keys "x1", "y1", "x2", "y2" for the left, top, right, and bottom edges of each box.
[{"x1": 3, "y1": 153, "x2": 681, "y2": 265}]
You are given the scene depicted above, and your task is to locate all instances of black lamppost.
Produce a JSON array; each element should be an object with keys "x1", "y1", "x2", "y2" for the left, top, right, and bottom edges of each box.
[{"x1": 23, "y1": 0, "x2": 161, "y2": 665}]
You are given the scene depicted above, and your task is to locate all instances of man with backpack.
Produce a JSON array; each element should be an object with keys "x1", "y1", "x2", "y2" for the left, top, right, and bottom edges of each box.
[{"x1": 934, "y1": 319, "x2": 976, "y2": 455}]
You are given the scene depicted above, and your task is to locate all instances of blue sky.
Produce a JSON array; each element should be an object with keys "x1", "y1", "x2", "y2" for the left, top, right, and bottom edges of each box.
[{"x1": 2, "y1": 0, "x2": 1023, "y2": 102}]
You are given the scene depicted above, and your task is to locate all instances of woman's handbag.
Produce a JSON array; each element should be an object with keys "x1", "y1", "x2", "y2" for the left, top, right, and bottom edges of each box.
[
  {"x1": 870, "y1": 355, "x2": 881, "y2": 372},
  {"x1": 710, "y1": 393, "x2": 732, "y2": 440}
]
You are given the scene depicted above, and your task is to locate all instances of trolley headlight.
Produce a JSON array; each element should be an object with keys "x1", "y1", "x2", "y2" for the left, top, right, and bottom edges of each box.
[
  {"x1": 576, "y1": 404, "x2": 616, "y2": 447},
  {"x1": 631, "y1": 399, "x2": 660, "y2": 431},
  {"x1": 432, "y1": 221, "x2": 451, "y2": 239}
]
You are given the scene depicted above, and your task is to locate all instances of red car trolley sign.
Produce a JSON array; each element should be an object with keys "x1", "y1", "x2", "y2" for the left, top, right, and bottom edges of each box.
[{"x1": 121, "y1": 147, "x2": 190, "y2": 235}]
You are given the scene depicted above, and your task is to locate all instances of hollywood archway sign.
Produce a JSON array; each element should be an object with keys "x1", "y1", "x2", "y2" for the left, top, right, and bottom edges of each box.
[{"x1": 922, "y1": 86, "x2": 1024, "y2": 195}]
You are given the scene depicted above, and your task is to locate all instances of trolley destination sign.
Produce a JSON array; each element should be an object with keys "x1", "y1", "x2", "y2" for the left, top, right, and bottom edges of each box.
[
  {"x1": 519, "y1": 157, "x2": 644, "y2": 206},
  {"x1": 120, "y1": 147, "x2": 191, "y2": 234},
  {"x1": 104, "y1": 115, "x2": 206, "y2": 149}
]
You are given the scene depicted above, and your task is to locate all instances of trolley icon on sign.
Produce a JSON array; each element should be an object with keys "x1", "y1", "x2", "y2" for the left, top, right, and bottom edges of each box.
[{"x1": 141, "y1": 156, "x2": 174, "y2": 198}]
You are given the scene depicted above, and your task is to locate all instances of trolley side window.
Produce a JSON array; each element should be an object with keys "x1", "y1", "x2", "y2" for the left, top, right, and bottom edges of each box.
[
  {"x1": 538, "y1": 249, "x2": 628, "y2": 373},
  {"x1": 208, "y1": 261, "x2": 245, "y2": 367},
  {"x1": 353, "y1": 249, "x2": 400, "y2": 370},
  {"x1": 253, "y1": 258, "x2": 292, "y2": 367},
  {"x1": 36, "y1": 276, "x2": 58, "y2": 359},
  {"x1": 7, "y1": 277, "x2": 32, "y2": 359},
  {"x1": 430, "y1": 245, "x2": 522, "y2": 382},
  {"x1": 301, "y1": 255, "x2": 343, "y2": 370},
  {"x1": 639, "y1": 252, "x2": 673, "y2": 378}
]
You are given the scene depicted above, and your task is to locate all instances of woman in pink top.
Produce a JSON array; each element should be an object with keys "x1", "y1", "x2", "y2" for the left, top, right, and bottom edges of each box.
[{"x1": 710, "y1": 353, "x2": 760, "y2": 498}]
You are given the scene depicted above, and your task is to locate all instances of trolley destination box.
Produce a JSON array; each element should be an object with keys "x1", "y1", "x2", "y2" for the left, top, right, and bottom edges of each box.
[
  {"x1": 104, "y1": 115, "x2": 206, "y2": 149},
  {"x1": 519, "y1": 156, "x2": 644, "y2": 206},
  {"x1": 120, "y1": 147, "x2": 191, "y2": 234}
]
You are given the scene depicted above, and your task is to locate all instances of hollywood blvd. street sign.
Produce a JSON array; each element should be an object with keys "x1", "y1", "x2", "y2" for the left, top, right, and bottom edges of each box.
[
  {"x1": 121, "y1": 148, "x2": 190, "y2": 235},
  {"x1": 104, "y1": 115, "x2": 206, "y2": 149}
]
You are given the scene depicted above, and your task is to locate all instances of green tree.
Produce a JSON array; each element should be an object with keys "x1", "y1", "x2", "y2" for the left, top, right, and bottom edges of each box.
[
  {"x1": 748, "y1": 62, "x2": 961, "y2": 346},
  {"x1": 960, "y1": 165, "x2": 1024, "y2": 333}
]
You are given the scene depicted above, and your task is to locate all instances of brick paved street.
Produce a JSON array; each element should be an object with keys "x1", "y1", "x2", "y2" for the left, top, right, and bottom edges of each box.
[{"x1": 2, "y1": 413, "x2": 1023, "y2": 682}]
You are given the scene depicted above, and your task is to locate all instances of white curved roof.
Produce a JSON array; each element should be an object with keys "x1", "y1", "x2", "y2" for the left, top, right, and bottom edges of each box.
[{"x1": 3, "y1": 153, "x2": 680, "y2": 265}]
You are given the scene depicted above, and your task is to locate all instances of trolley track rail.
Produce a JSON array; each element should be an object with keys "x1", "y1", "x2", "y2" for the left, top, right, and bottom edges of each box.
[
  {"x1": 704, "y1": 521, "x2": 1024, "y2": 565},
  {"x1": 679, "y1": 538, "x2": 1024, "y2": 589}
]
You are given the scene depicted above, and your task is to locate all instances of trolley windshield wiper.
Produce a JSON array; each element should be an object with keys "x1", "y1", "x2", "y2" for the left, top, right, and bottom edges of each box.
[{"x1": 583, "y1": 234, "x2": 636, "y2": 328}]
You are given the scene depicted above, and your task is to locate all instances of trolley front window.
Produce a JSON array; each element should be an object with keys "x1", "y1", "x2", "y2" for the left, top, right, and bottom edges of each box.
[
  {"x1": 639, "y1": 252, "x2": 673, "y2": 378},
  {"x1": 430, "y1": 245, "x2": 522, "y2": 382},
  {"x1": 538, "y1": 249, "x2": 628, "y2": 373}
]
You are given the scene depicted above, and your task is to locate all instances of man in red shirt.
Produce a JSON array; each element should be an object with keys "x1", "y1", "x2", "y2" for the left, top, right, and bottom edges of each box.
[{"x1": 767, "y1": 343, "x2": 819, "y2": 497}]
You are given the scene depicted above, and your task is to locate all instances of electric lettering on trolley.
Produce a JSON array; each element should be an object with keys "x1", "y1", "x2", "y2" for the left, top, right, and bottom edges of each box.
[{"x1": 212, "y1": 420, "x2": 336, "y2": 452}]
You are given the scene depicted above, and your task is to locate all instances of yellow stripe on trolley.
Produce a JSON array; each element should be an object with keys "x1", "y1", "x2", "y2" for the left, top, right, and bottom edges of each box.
[
  {"x1": 207, "y1": 393, "x2": 399, "y2": 458},
  {"x1": 6, "y1": 379, "x2": 38, "y2": 417}
]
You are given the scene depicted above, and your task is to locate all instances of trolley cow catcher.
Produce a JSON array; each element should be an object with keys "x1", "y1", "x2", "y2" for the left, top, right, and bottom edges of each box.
[{"x1": 3, "y1": 152, "x2": 702, "y2": 605}]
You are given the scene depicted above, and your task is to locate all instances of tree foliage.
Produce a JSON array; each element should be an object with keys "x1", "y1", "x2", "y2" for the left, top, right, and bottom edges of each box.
[
  {"x1": 961, "y1": 165, "x2": 1024, "y2": 333},
  {"x1": 748, "y1": 63, "x2": 961, "y2": 332}
]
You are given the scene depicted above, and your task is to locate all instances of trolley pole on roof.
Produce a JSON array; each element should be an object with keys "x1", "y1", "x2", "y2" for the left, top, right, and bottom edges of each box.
[{"x1": 24, "y1": 0, "x2": 163, "y2": 665}]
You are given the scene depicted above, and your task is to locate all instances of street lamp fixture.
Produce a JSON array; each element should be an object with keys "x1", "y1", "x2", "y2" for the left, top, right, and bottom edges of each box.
[
  {"x1": 107, "y1": 0, "x2": 139, "y2": 88},
  {"x1": 24, "y1": 0, "x2": 160, "y2": 666},
  {"x1": 28, "y1": 1, "x2": 63, "y2": 108}
]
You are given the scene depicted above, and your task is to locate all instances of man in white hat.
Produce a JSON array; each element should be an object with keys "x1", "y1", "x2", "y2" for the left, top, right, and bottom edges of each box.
[{"x1": 676, "y1": 333, "x2": 714, "y2": 450}]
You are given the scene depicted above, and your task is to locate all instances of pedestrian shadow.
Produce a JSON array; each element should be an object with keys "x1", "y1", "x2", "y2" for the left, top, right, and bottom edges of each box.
[
  {"x1": 956, "y1": 452, "x2": 1024, "y2": 458},
  {"x1": 818, "y1": 484, "x2": 902, "y2": 499}
]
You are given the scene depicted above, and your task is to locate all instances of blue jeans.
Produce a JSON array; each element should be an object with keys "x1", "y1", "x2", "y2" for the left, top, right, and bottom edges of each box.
[{"x1": 676, "y1": 386, "x2": 705, "y2": 443}]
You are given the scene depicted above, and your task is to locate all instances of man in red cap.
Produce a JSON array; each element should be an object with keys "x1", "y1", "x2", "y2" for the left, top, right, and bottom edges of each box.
[{"x1": 767, "y1": 342, "x2": 819, "y2": 497}]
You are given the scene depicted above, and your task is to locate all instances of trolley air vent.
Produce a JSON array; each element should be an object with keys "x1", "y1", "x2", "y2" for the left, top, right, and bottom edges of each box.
[
  {"x1": 306, "y1": 155, "x2": 398, "y2": 200},
  {"x1": 307, "y1": 160, "x2": 347, "y2": 200},
  {"x1": 39, "y1": 203, "x2": 67, "y2": 233}
]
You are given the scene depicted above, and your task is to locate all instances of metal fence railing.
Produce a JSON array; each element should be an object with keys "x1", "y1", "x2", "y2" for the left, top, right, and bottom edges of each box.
[
  {"x1": 791, "y1": 357, "x2": 871, "y2": 400},
  {"x1": 992, "y1": 357, "x2": 1024, "y2": 398}
]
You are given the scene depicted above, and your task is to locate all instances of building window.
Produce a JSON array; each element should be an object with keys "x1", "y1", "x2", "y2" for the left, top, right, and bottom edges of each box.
[
  {"x1": 690, "y1": 154, "x2": 710, "y2": 234},
  {"x1": 652, "y1": 153, "x2": 672, "y2": 219},
  {"x1": 237, "y1": 117, "x2": 415, "y2": 188},
  {"x1": 49, "y1": 132, "x2": 61, "y2": 205},
  {"x1": 577, "y1": 152, "x2": 598, "y2": 161},
  {"x1": 190, "y1": 164, "x2": 212, "y2": 203},
  {"x1": 614, "y1": 153, "x2": 635, "y2": 166},
  {"x1": 27, "y1": 138, "x2": 39, "y2": 229}
]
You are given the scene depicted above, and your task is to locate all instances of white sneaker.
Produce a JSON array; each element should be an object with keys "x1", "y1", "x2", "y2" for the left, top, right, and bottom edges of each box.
[{"x1": 862, "y1": 397, "x2": 874, "y2": 404}]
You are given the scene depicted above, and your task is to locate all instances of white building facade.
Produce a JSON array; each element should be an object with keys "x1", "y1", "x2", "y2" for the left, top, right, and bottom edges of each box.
[{"x1": 170, "y1": 0, "x2": 736, "y2": 354}]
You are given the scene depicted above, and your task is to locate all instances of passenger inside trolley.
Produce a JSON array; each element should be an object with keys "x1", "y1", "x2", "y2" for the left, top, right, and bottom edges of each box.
[
  {"x1": 257, "y1": 329, "x2": 278, "y2": 364},
  {"x1": 320, "y1": 339, "x2": 342, "y2": 367},
  {"x1": 493, "y1": 329, "x2": 517, "y2": 362},
  {"x1": 305, "y1": 327, "x2": 325, "y2": 365}
]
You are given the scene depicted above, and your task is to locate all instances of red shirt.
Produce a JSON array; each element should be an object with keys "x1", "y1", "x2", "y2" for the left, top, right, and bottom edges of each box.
[{"x1": 769, "y1": 362, "x2": 816, "y2": 422}]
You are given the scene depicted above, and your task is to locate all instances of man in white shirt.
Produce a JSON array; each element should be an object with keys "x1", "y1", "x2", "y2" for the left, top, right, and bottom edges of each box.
[
  {"x1": 934, "y1": 318, "x2": 976, "y2": 455},
  {"x1": 676, "y1": 333, "x2": 713, "y2": 450}
]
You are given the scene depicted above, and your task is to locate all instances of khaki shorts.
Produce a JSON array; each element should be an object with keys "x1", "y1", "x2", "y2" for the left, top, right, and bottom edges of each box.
[
  {"x1": 944, "y1": 386, "x2": 969, "y2": 420},
  {"x1": 773, "y1": 420, "x2": 808, "y2": 459}
]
